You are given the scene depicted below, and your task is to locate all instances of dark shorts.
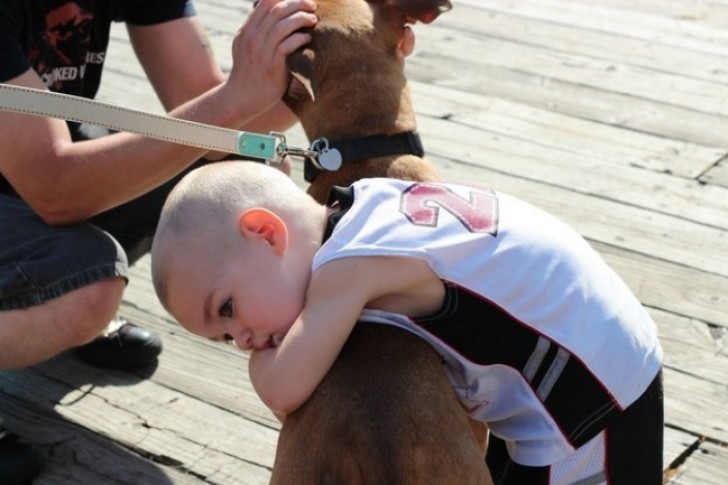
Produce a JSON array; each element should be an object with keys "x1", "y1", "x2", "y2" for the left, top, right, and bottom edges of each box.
[
  {"x1": 486, "y1": 370, "x2": 664, "y2": 485},
  {"x1": 0, "y1": 123, "x2": 223, "y2": 311}
]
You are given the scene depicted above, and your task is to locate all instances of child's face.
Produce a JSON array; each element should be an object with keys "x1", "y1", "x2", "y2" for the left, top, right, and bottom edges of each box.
[{"x1": 165, "y1": 242, "x2": 308, "y2": 351}]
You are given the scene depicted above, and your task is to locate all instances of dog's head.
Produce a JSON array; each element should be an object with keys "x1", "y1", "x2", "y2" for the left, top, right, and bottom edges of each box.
[{"x1": 284, "y1": 0, "x2": 452, "y2": 141}]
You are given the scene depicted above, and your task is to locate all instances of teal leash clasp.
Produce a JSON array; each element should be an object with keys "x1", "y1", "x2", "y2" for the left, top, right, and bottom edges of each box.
[
  {"x1": 236, "y1": 131, "x2": 323, "y2": 167},
  {"x1": 236, "y1": 131, "x2": 287, "y2": 165}
]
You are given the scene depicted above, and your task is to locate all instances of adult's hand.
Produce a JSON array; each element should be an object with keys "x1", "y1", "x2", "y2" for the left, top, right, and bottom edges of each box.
[{"x1": 225, "y1": 0, "x2": 318, "y2": 120}]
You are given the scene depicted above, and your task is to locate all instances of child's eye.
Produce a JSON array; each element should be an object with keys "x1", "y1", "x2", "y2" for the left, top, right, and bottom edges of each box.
[{"x1": 219, "y1": 298, "x2": 234, "y2": 318}]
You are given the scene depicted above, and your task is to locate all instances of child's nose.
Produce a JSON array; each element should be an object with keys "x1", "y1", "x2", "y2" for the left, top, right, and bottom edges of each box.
[{"x1": 234, "y1": 330, "x2": 254, "y2": 350}]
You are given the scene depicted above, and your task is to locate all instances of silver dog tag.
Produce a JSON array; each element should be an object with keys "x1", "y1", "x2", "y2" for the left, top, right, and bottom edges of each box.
[{"x1": 318, "y1": 147, "x2": 343, "y2": 171}]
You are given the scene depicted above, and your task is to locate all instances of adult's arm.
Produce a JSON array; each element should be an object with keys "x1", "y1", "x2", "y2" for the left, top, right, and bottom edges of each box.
[
  {"x1": 0, "y1": 0, "x2": 314, "y2": 225},
  {"x1": 128, "y1": 12, "x2": 299, "y2": 134}
]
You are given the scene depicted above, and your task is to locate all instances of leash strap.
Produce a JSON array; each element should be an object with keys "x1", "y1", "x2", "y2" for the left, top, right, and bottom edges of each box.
[{"x1": 0, "y1": 84, "x2": 285, "y2": 163}]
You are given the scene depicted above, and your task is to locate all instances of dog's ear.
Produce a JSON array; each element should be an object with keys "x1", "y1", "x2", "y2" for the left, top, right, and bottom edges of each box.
[
  {"x1": 368, "y1": 0, "x2": 452, "y2": 24},
  {"x1": 286, "y1": 47, "x2": 317, "y2": 103}
]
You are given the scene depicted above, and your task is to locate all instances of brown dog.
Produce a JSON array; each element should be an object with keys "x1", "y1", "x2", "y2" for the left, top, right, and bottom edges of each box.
[
  {"x1": 284, "y1": 0, "x2": 442, "y2": 201},
  {"x1": 269, "y1": 1, "x2": 492, "y2": 483}
]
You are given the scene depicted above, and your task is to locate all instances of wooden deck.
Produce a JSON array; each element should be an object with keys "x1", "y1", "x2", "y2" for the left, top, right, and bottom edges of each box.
[{"x1": 2, "y1": 0, "x2": 727, "y2": 483}]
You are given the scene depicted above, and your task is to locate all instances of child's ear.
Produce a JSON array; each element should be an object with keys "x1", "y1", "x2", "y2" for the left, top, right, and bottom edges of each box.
[{"x1": 239, "y1": 208, "x2": 289, "y2": 256}]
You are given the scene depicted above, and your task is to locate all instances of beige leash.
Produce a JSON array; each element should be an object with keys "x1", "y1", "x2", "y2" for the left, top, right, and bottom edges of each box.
[{"x1": 0, "y1": 84, "x2": 305, "y2": 164}]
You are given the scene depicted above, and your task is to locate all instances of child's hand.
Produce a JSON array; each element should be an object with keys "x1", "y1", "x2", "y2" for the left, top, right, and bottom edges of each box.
[{"x1": 225, "y1": 0, "x2": 317, "y2": 119}]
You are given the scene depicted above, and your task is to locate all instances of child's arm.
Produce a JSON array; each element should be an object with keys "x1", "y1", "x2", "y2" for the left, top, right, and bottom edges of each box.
[
  {"x1": 248, "y1": 256, "x2": 373, "y2": 416},
  {"x1": 248, "y1": 255, "x2": 438, "y2": 416}
]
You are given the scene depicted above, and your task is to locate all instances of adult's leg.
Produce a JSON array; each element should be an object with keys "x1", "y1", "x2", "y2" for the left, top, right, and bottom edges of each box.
[
  {"x1": 0, "y1": 193, "x2": 130, "y2": 368},
  {"x1": 0, "y1": 197, "x2": 128, "y2": 481},
  {"x1": 0, "y1": 278, "x2": 124, "y2": 369}
]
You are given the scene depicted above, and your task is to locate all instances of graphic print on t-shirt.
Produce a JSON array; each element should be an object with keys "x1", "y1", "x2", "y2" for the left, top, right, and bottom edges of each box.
[{"x1": 27, "y1": 1, "x2": 99, "y2": 91}]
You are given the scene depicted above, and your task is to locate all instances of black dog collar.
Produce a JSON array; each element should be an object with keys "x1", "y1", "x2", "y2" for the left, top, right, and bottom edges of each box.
[{"x1": 304, "y1": 131, "x2": 425, "y2": 182}]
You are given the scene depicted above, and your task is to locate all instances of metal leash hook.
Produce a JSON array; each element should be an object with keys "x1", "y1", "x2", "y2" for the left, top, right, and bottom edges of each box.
[
  {"x1": 284, "y1": 144, "x2": 320, "y2": 161},
  {"x1": 275, "y1": 134, "x2": 343, "y2": 172}
]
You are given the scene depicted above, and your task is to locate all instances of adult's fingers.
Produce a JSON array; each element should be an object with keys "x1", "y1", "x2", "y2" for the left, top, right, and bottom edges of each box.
[
  {"x1": 238, "y1": 0, "x2": 317, "y2": 65},
  {"x1": 247, "y1": 0, "x2": 316, "y2": 42}
]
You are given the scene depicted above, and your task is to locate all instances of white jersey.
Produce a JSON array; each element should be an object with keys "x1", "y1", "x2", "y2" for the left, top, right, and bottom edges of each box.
[{"x1": 313, "y1": 179, "x2": 663, "y2": 467}]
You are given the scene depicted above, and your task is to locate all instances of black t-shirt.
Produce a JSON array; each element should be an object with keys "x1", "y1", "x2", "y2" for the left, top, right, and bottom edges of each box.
[
  {"x1": 0, "y1": 0, "x2": 195, "y2": 194},
  {"x1": 0, "y1": 0, "x2": 195, "y2": 98}
]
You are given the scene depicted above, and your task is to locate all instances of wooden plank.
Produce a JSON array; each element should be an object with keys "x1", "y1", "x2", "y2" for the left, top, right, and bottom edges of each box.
[
  {"x1": 406, "y1": 50, "x2": 728, "y2": 150},
  {"x1": 0, "y1": 359, "x2": 276, "y2": 484},
  {"x1": 596, "y1": 241, "x2": 728, "y2": 330},
  {"x1": 700, "y1": 157, "x2": 728, "y2": 188},
  {"x1": 662, "y1": 426, "x2": 728, "y2": 485},
  {"x1": 0, "y1": 394, "x2": 202, "y2": 485},
  {"x1": 415, "y1": 23, "x2": 728, "y2": 117},
  {"x1": 656, "y1": 308, "x2": 728, "y2": 387},
  {"x1": 408, "y1": 42, "x2": 728, "y2": 147},
  {"x1": 664, "y1": 434, "x2": 728, "y2": 485},
  {"x1": 589, "y1": 0, "x2": 728, "y2": 27},
  {"x1": 410, "y1": 81, "x2": 726, "y2": 180},
  {"x1": 663, "y1": 367, "x2": 728, "y2": 444},
  {"x1": 429, "y1": 4, "x2": 728, "y2": 84},
  {"x1": 457, "y1": 0, "x2": 728, "y2": 55}
]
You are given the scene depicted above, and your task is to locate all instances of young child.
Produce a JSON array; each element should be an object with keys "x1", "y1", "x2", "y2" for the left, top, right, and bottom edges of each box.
[{"x1": 151, "y1": 161, "x2": 664, "y2": 484}]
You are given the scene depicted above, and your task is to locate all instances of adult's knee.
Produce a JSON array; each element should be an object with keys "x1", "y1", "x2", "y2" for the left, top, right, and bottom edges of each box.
[
  {"x1": 57, "y1": 277, "x2": 126, "y2": 346},
  {"x1": 0, "y1": 277, "x2": 126, "y2": 368}
]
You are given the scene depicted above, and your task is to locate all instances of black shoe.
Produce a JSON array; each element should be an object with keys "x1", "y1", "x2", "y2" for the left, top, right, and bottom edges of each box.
[
  {"x1": 74, "y1": 318, "x2": 162, "y2": 370},
  {"x1": 0, "y1": 423, "x2": 45, "y2": 484}
]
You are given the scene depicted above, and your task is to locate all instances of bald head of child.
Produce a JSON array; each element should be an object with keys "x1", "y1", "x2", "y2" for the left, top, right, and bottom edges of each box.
[{"x1": 151, "y1": 161, "x2": 326, "y2": 348}]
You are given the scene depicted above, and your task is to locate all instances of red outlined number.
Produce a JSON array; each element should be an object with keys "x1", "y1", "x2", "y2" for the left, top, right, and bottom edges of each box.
[{"x1": 400, "y1": 183, "x2": 499, "y2": 235}]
